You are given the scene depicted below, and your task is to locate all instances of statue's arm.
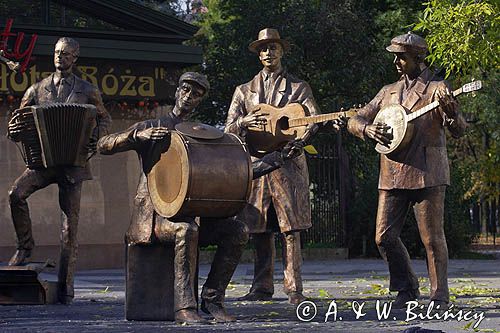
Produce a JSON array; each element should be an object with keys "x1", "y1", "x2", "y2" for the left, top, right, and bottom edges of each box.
[
  {"x1": 90, "y1": 87, "x2": 112, "y2": 137},
  {"x1": 251, "y1": 151, "x2": 283, "y2": 179},
  {"x1": 7, "y1": 86, "x2": 36, "y2": 141},
  {"x1": 97, "y1": 122, "x2": 145, "y2": 155},
  {"x1": 435, "y1": 81, "x2": 467, "y2": 138},
  {"x1": 297, "y1": 82, "x2": 320, "y2": 141},
  {"x1": 347, "y1": 87, "x2": 385, "y2": 140},
  {"x1": 20, "y1": 86, "x2": 36, "y2": 108},
  {"x1": 224, "y1": 87, "x2": 247, "y2": 136}
]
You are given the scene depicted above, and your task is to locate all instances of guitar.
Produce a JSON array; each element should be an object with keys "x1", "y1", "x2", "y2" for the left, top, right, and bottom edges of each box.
[
  {"x1": 246, "y1": 103, "x2": 357, "y2": 155},
  {"x1": 373, "y1": 80, "x2": 482, "y2": 156}
]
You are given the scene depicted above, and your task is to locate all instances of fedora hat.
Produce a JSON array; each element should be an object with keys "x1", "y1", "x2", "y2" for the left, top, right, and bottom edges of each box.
[{"x1": 248, "y1": 28, "x2": 290, "y2": 53}]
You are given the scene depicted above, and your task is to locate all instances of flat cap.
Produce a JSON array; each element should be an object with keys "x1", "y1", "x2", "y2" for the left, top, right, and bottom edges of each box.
[
  {"x1": 386, "y1": 32, "x2": 428, "y2": 54},
  {"x1": 179, "y1": 72, "x2": 210, "y2": 94}
]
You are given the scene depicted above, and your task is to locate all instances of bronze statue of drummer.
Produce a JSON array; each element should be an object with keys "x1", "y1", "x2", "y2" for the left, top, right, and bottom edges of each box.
[{"x1": 98, "y1": 72, "x2": 303, "y2": 323}]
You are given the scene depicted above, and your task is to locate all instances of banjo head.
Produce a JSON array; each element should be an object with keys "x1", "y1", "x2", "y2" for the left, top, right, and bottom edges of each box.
[{"x1": 373, "y1": 104, "x2": 409, "y2": 155}]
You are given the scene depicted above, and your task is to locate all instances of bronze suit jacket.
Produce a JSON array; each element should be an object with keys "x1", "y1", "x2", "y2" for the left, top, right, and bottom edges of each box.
[
  {"x1": 98, "y1": 113, "x2": 286, "y2": 245},
  {"x1": 19, "y1": 73, "x2": 111, "y2": 182},
  {"x1": 225, "y1": 70, "x2": 320, "y2": 233},
  {"x1": 348, "y1": 68, "x2": 467, "y2": 190},
  {"x1": 98, "y1": 113, "x2": 183, "y2": 244}
]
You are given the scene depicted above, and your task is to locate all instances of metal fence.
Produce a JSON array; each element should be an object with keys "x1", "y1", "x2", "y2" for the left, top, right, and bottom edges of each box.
[{"x1": 302, "y1": 133, "x2": 347, "y2": 248}]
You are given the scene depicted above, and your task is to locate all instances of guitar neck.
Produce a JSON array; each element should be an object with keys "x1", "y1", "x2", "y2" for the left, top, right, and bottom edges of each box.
[
  {"x1": 289, "y1": 110, "x2": 357, "y2": 128},
  {"x1": 406, "y1": 87, "x2": 463, "y2": 122}
]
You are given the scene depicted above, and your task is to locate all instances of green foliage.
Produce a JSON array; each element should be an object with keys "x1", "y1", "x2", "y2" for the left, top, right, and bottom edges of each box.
[
  {"x1": 415, "y1": 0, "x2": 499, "y2": 78},
  {"x1": 452, "y1": 70, "x2": 500, "y2": 202},
  {"x1": 415, "y1": 1, "x2": 499, "y2": 208}
]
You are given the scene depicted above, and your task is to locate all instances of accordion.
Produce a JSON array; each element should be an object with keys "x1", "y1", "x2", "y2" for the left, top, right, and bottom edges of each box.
[{"x1": 11, "y1": 103, "x2": 97, "y2": 169}]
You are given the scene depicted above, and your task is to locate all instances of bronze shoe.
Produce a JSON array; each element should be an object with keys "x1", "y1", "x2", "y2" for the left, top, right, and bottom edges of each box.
[
  {"x1": 431, "y1": 300, "x2": 449, "y2": 311},
  {"x1": 237, "y1": 291, "x2": 272, "y2": 301},
  {"x1": 288, "y1": 292, "x2": 307, "y2": 305},
  {"x1": 393, "y1": 289, "x2": 420, "y2": 309},
  {"x1": 8, "y1": 249, "x2": 32, "y2": 266},
  {"x1": 59, "y1": 295, "x2": 73, "y2": 305},
  {"x1": 175, "y1": 309, "x2": 208, "y2": 324},
  {"x1": 201, "y1": 300, "x2": 236, "y2": 322}
]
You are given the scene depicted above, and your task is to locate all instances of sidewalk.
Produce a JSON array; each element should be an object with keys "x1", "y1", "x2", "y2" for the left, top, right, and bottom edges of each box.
[{"x1": 1, "y1": 258, "x2": 499, "y2": 332}]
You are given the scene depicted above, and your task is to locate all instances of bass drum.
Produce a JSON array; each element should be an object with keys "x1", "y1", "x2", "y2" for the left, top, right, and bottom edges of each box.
[{"x1": 148, "y1": 126, "x2": 253, "y2": 219}]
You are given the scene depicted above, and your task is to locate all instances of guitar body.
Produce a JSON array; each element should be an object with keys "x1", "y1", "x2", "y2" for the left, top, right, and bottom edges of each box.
[
  {"x1": 373, "y1": 104, "x2": 414, "y2": 156},
  {"x1": 246, "y1": 103, "x2": 307, "y2": 156}
]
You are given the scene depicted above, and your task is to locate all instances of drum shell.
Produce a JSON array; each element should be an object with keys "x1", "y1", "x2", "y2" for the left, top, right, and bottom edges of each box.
[{"x1": 148, "y1": 132, "x2": 252, "y2": 219}]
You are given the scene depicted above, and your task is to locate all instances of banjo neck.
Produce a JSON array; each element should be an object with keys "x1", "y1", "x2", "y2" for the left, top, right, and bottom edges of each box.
[
  {"x1": 406, "y1": 80, "x2": 482, "y2": 122},
  {"x1": 288, "y1": 109, "x2": 357, "y2": 128}
]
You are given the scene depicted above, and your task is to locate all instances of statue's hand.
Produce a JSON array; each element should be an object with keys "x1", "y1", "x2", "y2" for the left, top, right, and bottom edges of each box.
[
  {"x1": 437, "y1": 86, "x2": 458, "y2": 118},
  {"x1": 135, "y1": 127, "x2": 170, "y2": 143},
  {"x1": 323, "y1": 116, "x2": 348, "y2": 132},
  {"x1": 85, "y1": 137, "x2": 98, "y2": 154},
  {"x1": 364, "y1": 122, "x2": 392, "y2": 145},
  {"x1": 7, "y1": 118, "x2": 29, "y2": 141},
  {"x1": 281, "y1": 138, "x2": 306, "y2": 160},
  {"x1": 238, "y1": 109, "x2": 268, "y2": 129}
]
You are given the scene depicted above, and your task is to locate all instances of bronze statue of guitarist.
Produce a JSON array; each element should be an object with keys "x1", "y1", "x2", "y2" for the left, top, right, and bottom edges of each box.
[
  {"x1": 347, "y1": 32, "x2": 467, "y2": 309},
  {"x1": 225, "y1": 28, "x2": 324, "y2": 305}
]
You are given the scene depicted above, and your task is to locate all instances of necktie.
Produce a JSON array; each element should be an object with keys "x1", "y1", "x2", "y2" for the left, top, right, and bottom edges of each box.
[
  {"x1": 57, "y1": 78, "x2": 67, "y2": 102},
  {"x1": 265, "y1": 73, "x2": 272, "y2": 103}
]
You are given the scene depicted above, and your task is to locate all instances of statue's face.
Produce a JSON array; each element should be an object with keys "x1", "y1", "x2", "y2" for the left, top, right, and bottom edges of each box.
[
  {"x1": 259, "y1": 42, "x2": 283, "y2": 71},
  {"x1": 393, "y1": 52, "x2": 419, "y2": 76},
  {"x1": 175, "y1": 81, "x2": 205, "y2": 114},
  {"x1": 54, "y1": 42, "x2": 77, "y2": 72}
]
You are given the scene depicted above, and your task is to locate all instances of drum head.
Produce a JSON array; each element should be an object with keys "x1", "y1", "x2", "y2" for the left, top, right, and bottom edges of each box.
[
  {"x1": 148, "y1": 132, "x2": 190, "y2": 217},
  {"x1": 175, "y1": 122, "x2": 223, "y2": 140}
]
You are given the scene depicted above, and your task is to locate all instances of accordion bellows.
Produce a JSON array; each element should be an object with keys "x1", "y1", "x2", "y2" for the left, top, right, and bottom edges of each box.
[{"x1": 13, "y1": 103, "x2": 97, "y2": 169}]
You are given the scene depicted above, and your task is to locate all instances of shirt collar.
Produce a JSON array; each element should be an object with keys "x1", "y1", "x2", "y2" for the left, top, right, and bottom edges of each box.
[
  {"x1": 53, "y1": 72, "x2": 75, "y2": 87},
  {"x1": 262, "y1": 67, "x2": 284, "y2": 80}
]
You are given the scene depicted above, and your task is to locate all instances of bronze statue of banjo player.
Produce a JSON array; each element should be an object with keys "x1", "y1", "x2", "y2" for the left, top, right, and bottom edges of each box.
[{"x1": 347, "y1": 32, "x2": 468, "y2": 309}]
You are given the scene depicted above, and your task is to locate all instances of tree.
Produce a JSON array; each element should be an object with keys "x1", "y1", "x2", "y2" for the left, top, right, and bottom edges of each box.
[{"x1": 415, "y1": 0, "x2": 499, "y2": 239}]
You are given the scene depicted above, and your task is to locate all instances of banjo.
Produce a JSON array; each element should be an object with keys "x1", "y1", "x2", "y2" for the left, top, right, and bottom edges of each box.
[
  {"x1": 373, "y1": 80, "x2": 482, "y2": 156},
  {"x1": 246, "y1": 103, "x2": 357, "y2": 155}
]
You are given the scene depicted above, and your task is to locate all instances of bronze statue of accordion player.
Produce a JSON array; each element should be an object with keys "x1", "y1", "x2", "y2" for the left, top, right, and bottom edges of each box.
[{"x1": 5, "y1": 37, "x2": 111, "y2": 305}]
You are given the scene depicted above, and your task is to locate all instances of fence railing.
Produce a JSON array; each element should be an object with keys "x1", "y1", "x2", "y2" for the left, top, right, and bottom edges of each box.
[{"x1": 302, "y1": 133, "x2": 347, "y2": 248}]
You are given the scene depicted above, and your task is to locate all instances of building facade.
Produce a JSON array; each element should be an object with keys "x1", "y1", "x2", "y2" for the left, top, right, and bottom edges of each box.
[{"x1": 0, "y1": 0, "x2": 202, "y2": 268}]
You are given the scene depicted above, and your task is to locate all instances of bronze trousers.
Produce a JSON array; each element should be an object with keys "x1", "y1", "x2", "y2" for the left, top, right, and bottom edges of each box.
[
  {"x1": 249, "y1": 231, "x2": 303, "y2": 296},
  {"x1": 376, "y1": 186, "x2": 449, "y2": 302},
  {"x1": 9, "y1": 168, "x2": 82, "y2": 299},
  {"x1": 154, "y1": 216, "x2": 248, "y2": 311}
]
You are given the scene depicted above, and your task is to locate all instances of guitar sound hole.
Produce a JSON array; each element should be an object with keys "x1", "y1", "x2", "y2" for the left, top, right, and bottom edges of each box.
[{"x1": 277, "y1": 116, "x2": 290, "y2": 130}]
